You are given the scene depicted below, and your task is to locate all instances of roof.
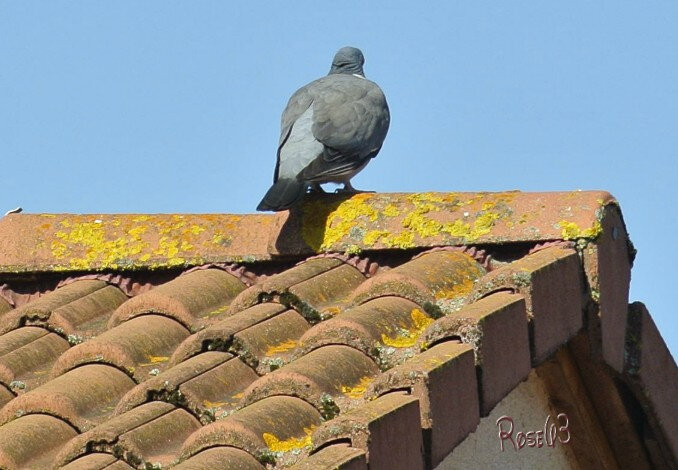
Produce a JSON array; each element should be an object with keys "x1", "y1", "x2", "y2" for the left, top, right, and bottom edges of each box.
[{"x1": 0, "y1": 191, "x2": 675, "y2": 470}]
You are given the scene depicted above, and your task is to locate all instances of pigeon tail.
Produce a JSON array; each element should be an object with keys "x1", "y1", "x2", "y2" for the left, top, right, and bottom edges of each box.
[{"x1": 256, "y1": 178, "x2": 306, "y2": 212}]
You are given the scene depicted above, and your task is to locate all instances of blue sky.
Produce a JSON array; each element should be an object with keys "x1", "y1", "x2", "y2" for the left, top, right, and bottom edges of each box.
[{"x1": 1, "y1": 2, "x2": 676, "y2": 358}]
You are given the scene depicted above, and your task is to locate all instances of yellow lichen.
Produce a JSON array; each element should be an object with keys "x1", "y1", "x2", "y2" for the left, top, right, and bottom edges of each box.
[
  {"x1": 559, "y1": 220, "x2": 603, "y2": 240},
  {"x1": 203, "y1": 400, "x2": 227, "y2": 408},
  {"x1": 434, "y1": 278, "x2": 475, "y2": 300},
  {"x1": 341, "y1": 376, "x2": 373, "y2": 399},
  {"x1": 205, "y1": 304, "x2": 230, "y2": 317},
  {"x1": 382, "y1": 204, "x2": 400, "y2": 217},
  {"x1": 321, "y1": 306, "x2": 342, "y2": 316},
  {"x1": 364, "y1": 229, "x2": 390, "y2": 246},
  {"x1": 302, "y1": 193, "x2": 378, "y2": 251},
  {"x1": 381, "y1": 308, "x2": 434, "y2": 348},
  {"x1": 138, "y1": 355, "x2": 169, "y2": 367},
  {"x1": 299, "y1": 192, "x2": 517, "y2": 252},
  {"x1": 44, "y1": 214, "x2": 227, "y2": 270},
  {"x1": 263, "y1": 426, "x2": 315, "y2": 452},
  {"x1": 265, "y1": 339, "x2": 298, "y2": 356},
  {"x1": 148, "y1": 355, "x2": 169, "y2": 363}
]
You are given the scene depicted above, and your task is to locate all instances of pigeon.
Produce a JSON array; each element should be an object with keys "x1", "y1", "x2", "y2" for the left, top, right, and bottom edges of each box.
[{"x1": 257, "y1": 46, "x2": 390, "y2": 212}]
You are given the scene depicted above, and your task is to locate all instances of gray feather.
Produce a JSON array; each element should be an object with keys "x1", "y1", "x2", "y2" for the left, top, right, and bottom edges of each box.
[
  {"x1": 259, "y1": 46, "x2": 389, "y2": 212},
  {"x1": 277, "y1": 105, "x2": 324, "y2": 179}
]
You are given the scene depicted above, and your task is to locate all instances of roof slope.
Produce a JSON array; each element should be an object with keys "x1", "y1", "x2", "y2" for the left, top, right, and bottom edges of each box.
[{"x1": 0, "y1": 191, "x2": 674, "y2": 470}]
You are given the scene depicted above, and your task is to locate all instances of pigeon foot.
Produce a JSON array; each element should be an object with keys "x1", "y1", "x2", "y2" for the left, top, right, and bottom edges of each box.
[
  {"x1": 308, "y1": 182, "x2": 327, "y2": 193},
  {"x1": 335, "y1": 182, "x2": 374, "y2": 194}
]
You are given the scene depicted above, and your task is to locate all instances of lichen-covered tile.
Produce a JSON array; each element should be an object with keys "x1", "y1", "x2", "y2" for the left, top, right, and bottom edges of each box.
[
  {"x1": 116, "y1": 351, "x2": 258, "y2": 423},
  {"x1": 242, "y1": 345, "x2": 380, "y2": 418},
  {"x1": 287, "y1": 263, "x2": 366, "y2": 319},
  {"x1": 300, "y1": 296, "x2": 435, "y2": 369},
  {"x1": 170, "y1": 303, "x2": 288, "y2": 365},
  {"x1": 110, "y1": 269, "x2": 247, "y2": 331},
  {"x1": 114, "y1": 407, "x2": 201, "y2": 468},
  {"x1": 289, "y1": 443, "x2": 367, "y2": 470},
  {"x1": 57, "y1": 401, "x2": 177, "y2": 466},
  {"x1": 0, "y1": 384, "x2": 13, "y2": 409},
  {"x1": 49, "y1": 285, "x2": 128, "y2": 339},
  {"x1": 232, "y1": 310, "x2": 310, "y2": 373},
  {"x1": 367, "y1": 341, "x2": 478, "y2": 467},
  {"x1": 0, "y1": 297, "x2": 13, "y2": 316},
  {"x1": 0, "y1": 326, "x2": 70, "y2": 393},
  {"x1": 583, "y1": 205, "x2": 633, "y2": 372},
  {"x1": 0, "y1": 280, "x2": 109, "y2": 335},
  {"x1": 469, "y1": 246, "x2": 584, "y2": 363},
  {"x1": 60, "y1": 453, "x2": 130, "y2": 470},
  {"x1": 181, "y1": 396, "x2": 322, "y2": 467},
  {"x1": 0, "y1": 364, "x2": 135, "y2": 431},
  {"x1": 350, "y1": 251, "x2": 485, "y2": 315},
  {"x1": 624, "y1": 302, "x2": 678, "y2": 460},
  {"x1": 312, "y1": 392, "x2": 424, "y2": 470},
  {"x1": 229, "y1": 258, "x2": 364, "y2": 320},
  {"x1": 52, "y1": 314, "x2": 190, "y2": 381},
  {"x1": 0, "y1": 414, "x2": 78, "y2": 470},
  {"x1": 174, "y1": 446, "x2": 265, "y2": 470},
  {"x1": 419, "y1": 292, "x2": 531, "y2": 416}
]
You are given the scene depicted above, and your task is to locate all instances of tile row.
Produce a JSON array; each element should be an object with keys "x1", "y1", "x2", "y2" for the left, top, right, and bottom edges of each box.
[{"x1": 0, "y1": 246, "x2": 586, "y2": 469}]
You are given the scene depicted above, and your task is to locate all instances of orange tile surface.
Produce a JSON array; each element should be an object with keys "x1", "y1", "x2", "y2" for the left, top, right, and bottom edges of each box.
[{"x1": 0, "y1": 192, "x2": 673, "y2": 469}]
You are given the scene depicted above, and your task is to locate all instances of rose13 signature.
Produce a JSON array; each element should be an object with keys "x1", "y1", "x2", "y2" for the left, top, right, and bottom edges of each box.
[{"x1": 496, "y1": 413, "x2": 571, "y2": 451}]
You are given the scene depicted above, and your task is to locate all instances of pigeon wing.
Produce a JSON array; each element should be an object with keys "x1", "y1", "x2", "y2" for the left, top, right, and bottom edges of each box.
[
  {"x1": 311, "y1": 75, "x2": 390, "y2": 162},
  {"x1": 296, "y1": 74, "x2": 389, "y2": 181},
  {"x1": 273, "y1": 83, "x2": 316, "y2": 183}
]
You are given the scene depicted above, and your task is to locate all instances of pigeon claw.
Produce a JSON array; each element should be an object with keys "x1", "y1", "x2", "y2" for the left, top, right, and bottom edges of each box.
[
  {"x1": 307, "y1": 182, "x2": 327, "y2": 194},
  {"x1": 335, "y1": 182, "x2": 374, "y2": 194}
]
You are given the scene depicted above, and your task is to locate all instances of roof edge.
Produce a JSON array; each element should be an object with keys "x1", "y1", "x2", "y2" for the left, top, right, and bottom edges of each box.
[{"x1": 0, "y1": 191, "x2": 618, "y2": 274}]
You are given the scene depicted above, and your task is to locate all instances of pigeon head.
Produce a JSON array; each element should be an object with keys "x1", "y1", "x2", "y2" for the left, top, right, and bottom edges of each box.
[{"x1": 329, "y1": 46, "x2": 365, "y2": 76}]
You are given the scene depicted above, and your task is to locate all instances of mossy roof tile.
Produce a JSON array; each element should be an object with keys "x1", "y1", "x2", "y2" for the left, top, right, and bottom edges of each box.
[{"x1": 0, "y1": 191, "x2": 672, "y2": 469}]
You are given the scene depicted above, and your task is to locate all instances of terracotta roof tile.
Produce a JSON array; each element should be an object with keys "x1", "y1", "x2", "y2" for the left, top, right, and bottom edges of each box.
[
  {"x1": 50, "y1": 285, "x2": 128, "y2": 339},
  {"x1": 181, "y1": 395, "x2": 322, "y2": 465},
  {"x1": 0, "y1": 280, "x2": 112, "y2": 335},
  {"x1": 0, "y1": 414, "x2": 78, "y2": 469},
  {"x1": 232, "y1": 309, "x2": 310, "y2": 373},
  {"x1": 624, "y1": 302, "x2": 678, "y2": 463},
  {"x1": 230, "y1": 258, "x2": 365, "y2": 321},
  {"x1": 0, "y1": 385, "x2": 13, "y2": 409},
  {"x1": 110, "y1": 268, "x2": 246, "y2": 330},
  {"x1": 57, "y1": 401, "x2": 176, "y2": 463},
  {"x1": 116, "y1": 351, "x2": 257, "y2": 422},
  {"x1": 0, "y1": 364, "x2": 135, "y2": 430},
  {"x1": 0, "y1": 326, "x2": 69, "y2": 392},
  {"x1": 312, "y1": 391, "x2": 424, "y2": 470},
  {"x1": 350, "y1": 250, "x2": 485, "y2": 311},
  {"x1": 470, "y1": 246, "x2": 584, "y2": 362},
  {"x1": 52, "y1": 314, "x2": 190, "y2": 380},
  {"x1": 242, "y1": 345, "x2": 380, "y2": 418},
  {"x1": 0, "y1": 191, "x2": 672, "y2": 469},
  {"x1": 173, "y1": 446, "x2": 265, "y2": 470},
  {"x1": 366, "y1": 341, "x2": 478, "y2": 467},
  {"x1": 299, "y1": 296, "x2": 434, "y2": 368},
  {"x1": 170, "y1": 302, "x2": 288, "y2": 364},
  {"x1": 0, "y1": 298, "x2": 12, "y2": 316},
  {"x1": 288, "y1": 443, "x2": 366, "y2": 470},
  {"x1": 57, "y1": 401, "x2": 201, "y2": 468},
  {"x1": 419, "y1": 292, "x2": 531, "y2": 415},
  {"x1": 60, "y1": 453, "x2": 133, "y2": 470}
]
